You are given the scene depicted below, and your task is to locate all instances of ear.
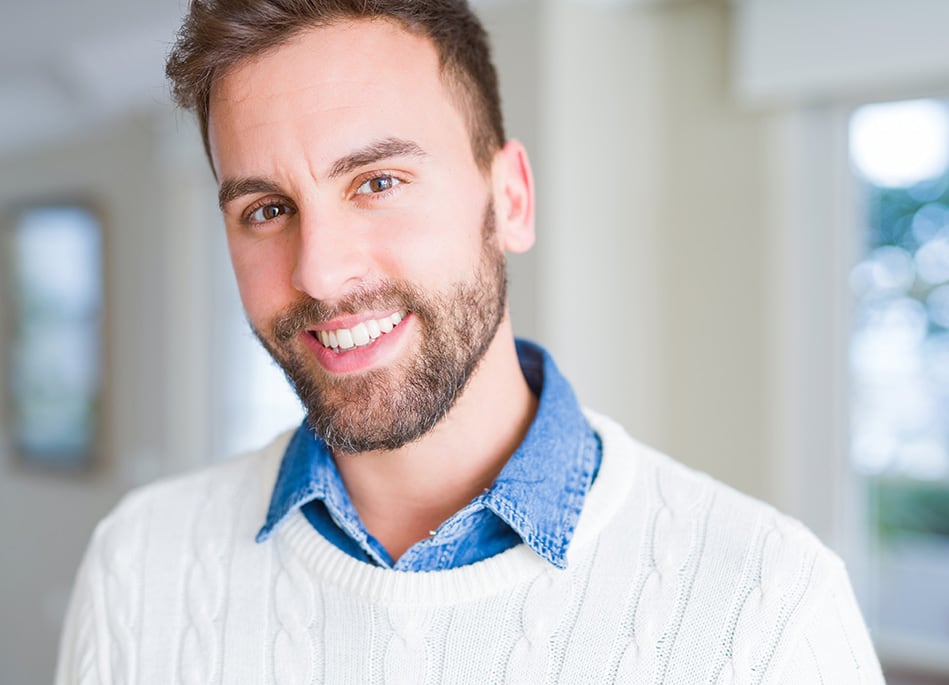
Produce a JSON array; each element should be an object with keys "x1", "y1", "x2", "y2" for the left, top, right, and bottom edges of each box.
[{"x1": 490, "y1": 140, "x2": 536, "y2": 254}]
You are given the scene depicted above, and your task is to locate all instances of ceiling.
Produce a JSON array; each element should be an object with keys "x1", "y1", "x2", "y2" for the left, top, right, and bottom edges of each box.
[{"x1": 0, "y1": 0, "x2": 186, "y2": 156}]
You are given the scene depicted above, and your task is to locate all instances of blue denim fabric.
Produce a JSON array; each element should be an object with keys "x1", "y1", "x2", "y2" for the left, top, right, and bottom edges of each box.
[{"x1": 256, "y1": 339, "x2": 602, "y2": 570}]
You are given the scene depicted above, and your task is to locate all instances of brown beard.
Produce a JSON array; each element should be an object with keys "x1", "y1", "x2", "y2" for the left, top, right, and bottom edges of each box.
[{"x1": 252, "y1": 202, "x2": 507, "y2": 454}]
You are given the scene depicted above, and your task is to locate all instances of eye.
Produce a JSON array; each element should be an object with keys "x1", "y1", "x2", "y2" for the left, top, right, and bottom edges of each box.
[
  {"x1": 355, "y1": 175, "x2": 401, "y2": 195},
  {"x1": 245, "y1": 202, "x2": 295, "y2": 225}
]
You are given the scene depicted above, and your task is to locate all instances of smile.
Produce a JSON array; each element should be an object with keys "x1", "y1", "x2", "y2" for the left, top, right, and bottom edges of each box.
[{"x1": 312, "y1": 310, "x2": 407, "y2": 352}]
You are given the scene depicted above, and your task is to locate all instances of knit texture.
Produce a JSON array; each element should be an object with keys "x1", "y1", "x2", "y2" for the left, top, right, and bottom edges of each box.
[{"x1": 56, "y1": 412, "x2": 884, "y2": 684}]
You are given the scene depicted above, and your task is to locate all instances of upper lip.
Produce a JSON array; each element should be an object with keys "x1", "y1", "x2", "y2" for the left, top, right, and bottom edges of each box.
[{"x1": 307, "y1": 310, "x2": 404, "y2": 333}]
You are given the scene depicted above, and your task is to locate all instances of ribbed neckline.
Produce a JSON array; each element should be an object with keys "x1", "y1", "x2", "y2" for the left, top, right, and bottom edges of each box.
[{"x1": 268, "y1": 410, "x2": 640, "y2": 607}]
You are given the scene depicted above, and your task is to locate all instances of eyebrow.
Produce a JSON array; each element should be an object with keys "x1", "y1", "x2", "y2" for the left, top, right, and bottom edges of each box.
[
  {"x1": 218, "y1": 177, "x2": 283, "y2": 210},
  {"x1": 218, "y1": 137, "x2": 428, "y2": 210},
  {"x1": 328, "y1": 137, "x2": 428, "y2": 179}
]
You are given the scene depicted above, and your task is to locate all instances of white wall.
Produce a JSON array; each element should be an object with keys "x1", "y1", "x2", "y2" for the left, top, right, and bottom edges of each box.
[
  {"x1": 538, "y1": 1, "x2": 667, "y2": 451},
  {"x1": 654, "y1": 2, "x2": 770, "y2": 499},
  {"x1": 0, "y1": 113, "x2": 171, "y2": 683}
]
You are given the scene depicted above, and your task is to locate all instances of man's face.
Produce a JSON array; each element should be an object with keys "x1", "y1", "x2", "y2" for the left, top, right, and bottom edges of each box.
[{"x1": 208, "y1": 20, "x2": 509, "y2": 452}]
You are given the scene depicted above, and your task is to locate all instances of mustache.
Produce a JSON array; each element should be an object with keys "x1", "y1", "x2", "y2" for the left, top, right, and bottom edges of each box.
[{"x1": 271, "y1": 282, "x2": 424, "y2": 344}]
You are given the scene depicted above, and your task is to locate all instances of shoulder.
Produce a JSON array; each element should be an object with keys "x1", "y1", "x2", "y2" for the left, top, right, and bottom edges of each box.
[
  {"x1": 88, "y1": 430, "x2": 291, "y2": 559},
  {"x1": 586, "y1": 407, "x2": 830, "y2": 564},
  {"x1": 56, "y1": 431, "x2": 295, "y2": 682},
  {"x1": 581, "y1": 409, "x2": 882, "y2": 682}
]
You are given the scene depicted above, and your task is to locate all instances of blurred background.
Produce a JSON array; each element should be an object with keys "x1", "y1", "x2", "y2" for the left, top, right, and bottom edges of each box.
[{"x1": 1, "y1": 0, "x2": 948, "y2": 682}]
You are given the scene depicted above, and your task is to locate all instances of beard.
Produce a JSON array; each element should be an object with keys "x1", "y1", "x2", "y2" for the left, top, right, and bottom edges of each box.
[{"x1": 252, "y1": 203, "x2": 508, "y2": 454}]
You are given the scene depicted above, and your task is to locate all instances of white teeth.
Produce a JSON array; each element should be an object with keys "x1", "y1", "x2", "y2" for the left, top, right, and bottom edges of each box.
[
  {"x1": 337, "y1": 328, "x2": 355, "y2": 349},
  {"x1": 316, "y1": 310, "x2": 407, "y2": 351},
  {"x1": 351, "y1": 322, "x2": 370, "y2": 346}
]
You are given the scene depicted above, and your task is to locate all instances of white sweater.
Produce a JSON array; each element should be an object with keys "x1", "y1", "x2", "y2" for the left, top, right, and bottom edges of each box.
[{"x1": 57, "y1": 412, "x2": 883, "y2": 684}]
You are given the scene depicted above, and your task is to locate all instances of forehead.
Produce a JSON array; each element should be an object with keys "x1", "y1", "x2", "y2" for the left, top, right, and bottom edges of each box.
[
  {"x1": 207, "y1": 20, "x2": 470, "y2": 175},
  {"x1": 214, "y1": 19, "x2": 443, "y2": 100}
]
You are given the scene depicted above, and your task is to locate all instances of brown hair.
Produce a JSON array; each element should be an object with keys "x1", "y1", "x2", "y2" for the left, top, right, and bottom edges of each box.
[{"x1": 165, "y1": 0, "x2": 505, "y2": 171}]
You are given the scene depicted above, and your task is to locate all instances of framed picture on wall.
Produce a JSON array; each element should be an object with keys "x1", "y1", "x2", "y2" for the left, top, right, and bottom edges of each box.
[{"x1": 1, "y1": 204, "x2": 105, "y2": 471}]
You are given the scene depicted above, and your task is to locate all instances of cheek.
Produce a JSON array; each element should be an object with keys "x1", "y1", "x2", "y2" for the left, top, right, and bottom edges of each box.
[
  {"x1": 227, "y1": 234, "x2": 298, "y2": 325},
  {"x1": 387, "y1": 202, "x2": 486, "y2": 284},
  {"x1": 382, "y1": 230, "x2": 474, "y2": 293}
]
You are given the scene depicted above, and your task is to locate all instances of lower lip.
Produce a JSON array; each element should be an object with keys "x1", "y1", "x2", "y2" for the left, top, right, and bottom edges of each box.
[{"x1": 301, "y1": 314, "x2": 415, "y2": 375}]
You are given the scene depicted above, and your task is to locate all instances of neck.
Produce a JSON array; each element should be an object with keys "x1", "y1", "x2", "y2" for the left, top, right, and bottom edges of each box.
[{"x1": 333, "y1": 319, "x2": 537, "y2": 562}]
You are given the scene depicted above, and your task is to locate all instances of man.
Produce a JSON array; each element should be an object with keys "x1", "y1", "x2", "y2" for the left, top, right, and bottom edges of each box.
[{"x1": 57, "y1": 1, "x2": 884, "y2": 682}]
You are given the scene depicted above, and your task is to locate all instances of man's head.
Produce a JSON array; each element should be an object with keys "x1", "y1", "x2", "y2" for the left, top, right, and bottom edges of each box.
[
  {"x1": 166, "y1": 0, "x2": 505, "y2": 174},
  {"x1": 165, "y1": 2, "x2": 535, "y2": 453}
]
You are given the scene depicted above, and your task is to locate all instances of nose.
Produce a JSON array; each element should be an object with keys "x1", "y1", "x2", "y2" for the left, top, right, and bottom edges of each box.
[{"x1": 290, "y1": 208, "x2": 370, "y2": 302}]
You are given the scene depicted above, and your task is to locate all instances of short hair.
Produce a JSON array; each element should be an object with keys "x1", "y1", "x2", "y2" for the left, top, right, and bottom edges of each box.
[{"x1": 165, "y1": 0, "x2": 505, "y2": 172}]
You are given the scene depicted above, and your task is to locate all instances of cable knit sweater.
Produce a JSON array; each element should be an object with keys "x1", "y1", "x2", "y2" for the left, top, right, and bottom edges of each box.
[{"x1": 56, "y1": 411, "x2": 883, "y2": 684}]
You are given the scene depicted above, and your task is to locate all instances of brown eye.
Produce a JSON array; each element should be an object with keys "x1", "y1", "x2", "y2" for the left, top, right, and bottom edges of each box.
[
  {"x1": 248, "y1": 203, "x2": 293, "y2": 224},
  {"x1": 355, "y1": 175, "x2": 400, "y2": 195}
]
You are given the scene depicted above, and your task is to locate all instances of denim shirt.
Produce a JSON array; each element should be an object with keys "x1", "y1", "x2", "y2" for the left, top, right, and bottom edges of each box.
[{"x1": 257, "y1": 339, "x2": 602, "y2": 571}]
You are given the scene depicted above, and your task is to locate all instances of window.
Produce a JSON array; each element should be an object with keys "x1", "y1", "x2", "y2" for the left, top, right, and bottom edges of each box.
[
  {"x1": 2, "y1": 205, "x2": 104, "y2": 469},
  {"x1": 849, "y1": 99, "x2": 949, "y2": 659}
]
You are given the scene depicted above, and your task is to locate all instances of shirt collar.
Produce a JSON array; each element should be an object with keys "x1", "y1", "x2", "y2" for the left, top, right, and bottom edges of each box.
[
  {"x1": 479, "y1": 339, "x2": 598, "y2": 567},
  {"x1": 256, "y1": 426, "x2": 349, "y2": 544},
  {"x1": 257, "y1": 339, "x2": 599, "y2": 568}
]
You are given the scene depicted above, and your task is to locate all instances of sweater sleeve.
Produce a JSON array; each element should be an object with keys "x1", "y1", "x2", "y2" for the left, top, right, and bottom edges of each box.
[
  {"x1": 777, "y1": 558, "x2": 885, "y2": 684},
  {"x1": 55, "y1": 494, "x2": 148, "y2": 685},
  {"x1": 55, "y1": 526, "x2": 108, "y2": 685}
]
